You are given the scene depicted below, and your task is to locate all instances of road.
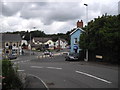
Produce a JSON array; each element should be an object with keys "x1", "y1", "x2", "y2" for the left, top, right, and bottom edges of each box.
[{"x1": 12, "y1": 50, "x2": 118, "y2": 89}]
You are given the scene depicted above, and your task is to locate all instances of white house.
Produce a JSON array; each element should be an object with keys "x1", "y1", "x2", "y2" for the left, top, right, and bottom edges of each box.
[
  {"x1": 44, "y1": 40, "x2": 54, "y2": 50},
  {"x1": 55, "y1": 39, "x2": 68, "y2": 49},
  {"x1": 21, "y1": 40, "x2": 28, "y2": 46}
]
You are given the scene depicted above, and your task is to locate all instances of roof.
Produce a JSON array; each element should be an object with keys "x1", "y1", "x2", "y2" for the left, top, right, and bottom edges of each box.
[
  {"x1": 70, "y1": 28, "x2": 85, "y2": 36},
  {"x1": 2, "y1": 34, "x2": 22, "y2": 42},
  {"x1": 56, "y1": 39, "x2": 67, "y2": 43},
  {"x1": 33, "y1": 37, "x2": 52, "y2": 43}
]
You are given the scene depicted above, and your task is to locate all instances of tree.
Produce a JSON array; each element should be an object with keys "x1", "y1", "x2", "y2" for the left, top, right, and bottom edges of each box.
[
  {"x1": 2, "y1": 60, "x2": 23, "y2": 89},
  {"x1": 79, "y1": 14, "x2": 120, "y2": 63}
]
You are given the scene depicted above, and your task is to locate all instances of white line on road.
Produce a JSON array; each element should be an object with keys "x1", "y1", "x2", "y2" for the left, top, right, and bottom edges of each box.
[
  {"x1": 47, "y1": 67, "x2": 62, "y2": 70},
  {"x1": 31, "y1": 66, "x2": 43, "y2": 68},
  {"x1": 76, "y1": 71, "x2": 112, "y2": 84},
  {"x1": 17, "y1": 70, "x2": 25, "y2": 72},
  {"x1": 28, "y1": 74, "x2": 49, "y2": 90}
]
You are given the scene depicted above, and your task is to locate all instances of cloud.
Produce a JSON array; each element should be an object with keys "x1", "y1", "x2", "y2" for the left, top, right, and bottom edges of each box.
[
  {"x1": 2, "y1": 2, "x2": 24, "y2": 16},
  {"x1": 0, "y1": 0, "x2": 119, "y2": 34},
  {"x1": 19, "y1": 2, "x2": 84, "y2": 25}
]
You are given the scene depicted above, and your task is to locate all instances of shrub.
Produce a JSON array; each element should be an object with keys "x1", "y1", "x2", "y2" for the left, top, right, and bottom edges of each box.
[{"x1": 2, "y1": 60, "x2": 23, "y2": 89}]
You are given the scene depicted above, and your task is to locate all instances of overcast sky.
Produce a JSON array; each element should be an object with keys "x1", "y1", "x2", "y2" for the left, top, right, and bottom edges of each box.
[{"x1": 0, "y1": 0, "x2": 119, "y2": 34}]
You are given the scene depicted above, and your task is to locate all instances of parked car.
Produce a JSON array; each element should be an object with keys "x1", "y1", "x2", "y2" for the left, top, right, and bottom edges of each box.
[
  {"x1": 8, "y1": 54, "x2": 17, "y2": 60},
  {"x1": 3, "y1": 54, "x2": 17, "y2": 60},
  {"x1": 65, "y1": 52, "x2": 80, "y2": 61}
]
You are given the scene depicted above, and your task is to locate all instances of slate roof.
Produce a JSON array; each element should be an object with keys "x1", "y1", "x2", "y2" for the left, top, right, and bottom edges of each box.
[
  {"x1": 2, "y1": 34, "x2": 22, "y2": 42},
  {"x1": 33, "y1": 37, "x2": 52, "y2": 43},
  {"x1": 70, "y1": 27, "x2": 85, "y2": 35}
]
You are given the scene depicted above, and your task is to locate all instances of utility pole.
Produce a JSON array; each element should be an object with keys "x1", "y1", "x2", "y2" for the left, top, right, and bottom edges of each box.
[
  {"x1": 30, "y1": 33, "x2": 31, "y2": 57},
  {"x1": 58, "y1": 37, "x2": 60, "y2": 51},
  {"x1": 84, "y1": 3, "x2": 88, "y2": 62}
]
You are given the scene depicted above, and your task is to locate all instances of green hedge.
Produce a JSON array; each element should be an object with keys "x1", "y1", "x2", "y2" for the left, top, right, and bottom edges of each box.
[{"x1": 2, "y1": 60, "x2": 23, "y2": 89}]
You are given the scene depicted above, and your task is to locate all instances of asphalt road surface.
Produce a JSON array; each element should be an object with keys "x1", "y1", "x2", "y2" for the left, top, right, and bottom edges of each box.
[{"x1": 12, "y1": 51, "x2": 118, "y2": 89}]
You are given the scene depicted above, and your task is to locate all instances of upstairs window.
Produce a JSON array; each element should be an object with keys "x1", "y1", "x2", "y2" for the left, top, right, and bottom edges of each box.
[
  {"x1": 74, "y1": 38, "x2": 78, "y2": 44},
  {"x1": 6, "y1": 43, "x2": 9, "y2": 46},
  {"x1": 49, "y1": 42, "x2": 51, "y2": 45},
  {"x1": 13, "y1": 43, "x2": 16, "y2": 46}
]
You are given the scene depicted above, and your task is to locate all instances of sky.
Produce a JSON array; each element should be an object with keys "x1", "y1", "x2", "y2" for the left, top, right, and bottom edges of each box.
[{"x1": 0, "y1": 0, "x2": 119, "y2": 34}]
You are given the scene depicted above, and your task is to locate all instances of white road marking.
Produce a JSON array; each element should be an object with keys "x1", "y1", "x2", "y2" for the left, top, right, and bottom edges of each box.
[
  {"x1": 76, "y1": 71, "x2": 112, "y2": 84},
  {"x1": 0, "y1": 83, "x2": 1, "y2": 85},
  {"x1": 28, "y1": 74, "x2": 49, "y2": 90},
  {"x1": 47, "y1": 67, "x2": 62, "y2": 70},
  {"x1": 31, "y1": 66, "x2": 43, "y2": 68},
  {"x1": 17, "y1": 70, "x2": 25, "y2": 72}
]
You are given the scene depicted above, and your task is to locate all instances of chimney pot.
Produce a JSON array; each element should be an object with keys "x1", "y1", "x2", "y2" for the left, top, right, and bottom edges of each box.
[{"x1": 77, "y1": 20, "x2": 83, "y2": 28}]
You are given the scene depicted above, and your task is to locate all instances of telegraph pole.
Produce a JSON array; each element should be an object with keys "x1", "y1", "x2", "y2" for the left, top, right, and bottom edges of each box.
[{"x1": 30, "y1": 33, "x2": 31, "y2": 56}]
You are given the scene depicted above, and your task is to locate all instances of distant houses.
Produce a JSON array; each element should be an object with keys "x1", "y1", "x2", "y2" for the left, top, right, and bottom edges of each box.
[
  {"x1": 2, "y1": 34, "x2": 22, "y2": 56},
  {"x1": 1, "y1": 33, "x2": 68, "y2": 54},
  {"x1": 28, "y1": 37, "x2": 68, "y2": 51},
  {"x1": 28, "y1": 37, "x2": 54, "y2": 50},
  {"x1": 70, "y1": 20, "x2": 84, "y2": 53}
]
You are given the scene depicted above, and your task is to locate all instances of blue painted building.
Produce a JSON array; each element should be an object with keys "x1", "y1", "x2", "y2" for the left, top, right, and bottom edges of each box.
[{"x1": 70, "y1": 20, "x2": 84, "y2": 53}]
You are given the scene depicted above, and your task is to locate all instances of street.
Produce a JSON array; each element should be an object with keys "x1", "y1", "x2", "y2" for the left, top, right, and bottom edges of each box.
[{"x1": 12, "y1": 50, "x2": 118, "y2": 89}]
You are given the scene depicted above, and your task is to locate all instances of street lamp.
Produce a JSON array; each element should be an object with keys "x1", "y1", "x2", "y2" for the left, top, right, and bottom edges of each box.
[{"x1": 84, "y1": 3, "x2": 88, "y2": 62}]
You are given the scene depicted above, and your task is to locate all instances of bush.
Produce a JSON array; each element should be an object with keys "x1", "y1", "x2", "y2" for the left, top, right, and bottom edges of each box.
[{"x1": 2, "y1": 60, "x2": 23, "y2": 89}]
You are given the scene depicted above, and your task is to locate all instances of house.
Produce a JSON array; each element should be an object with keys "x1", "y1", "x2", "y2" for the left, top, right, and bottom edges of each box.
[
  {"x1": 55, "y1": 39, "x2": 68, "y2": 49},
  {"x1": 21, "y1": 40, "x2": 28, "y2": 49},
  {"x1": 2, "y1": 33, "x2": 22, "y2": 56},
  {"x1": 70, "y1": 20, "x2": 84, "y2": 53},
  {"x1": 29, "y1": 37, "x2": 54, "y2": 50}
]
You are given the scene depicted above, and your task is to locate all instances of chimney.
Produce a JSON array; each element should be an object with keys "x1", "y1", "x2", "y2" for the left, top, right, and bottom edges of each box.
[{"x1": 77, "y1": 20, "x2": 83, "y2": 28}]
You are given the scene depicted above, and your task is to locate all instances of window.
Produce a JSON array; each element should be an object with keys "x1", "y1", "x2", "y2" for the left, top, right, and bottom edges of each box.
[
  {"x1": 6, "y1": 43, "x2": 8, "y2": 46},
  {"x1": 13, "y1": 43, "x2": 16, "y2": 46},
  {"x1": 74, "y1": 38, "x2": 77, "y2": 44},
  {"x1": 49, "y1": 42, "x2": 51, "y2": 45},
  {"x1": 6, "y1": 50, "x2": 9, "y2": 53}
]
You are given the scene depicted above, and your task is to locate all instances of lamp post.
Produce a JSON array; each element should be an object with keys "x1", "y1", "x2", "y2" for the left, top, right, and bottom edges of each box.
[{"x1": 84, "y1": 3, "x2": 88, "y2": 62}]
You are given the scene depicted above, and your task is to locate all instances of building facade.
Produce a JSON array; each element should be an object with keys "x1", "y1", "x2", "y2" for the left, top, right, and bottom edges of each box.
[
  {"x1": 2, "y1": 34, "x2": 22, "y2": 56},
  {"x1": 70, "y1": 20, "x2": 84, "y2": 53},
  {"x1": 55, "y1": 39, "x2": 68, "y2": 49}
]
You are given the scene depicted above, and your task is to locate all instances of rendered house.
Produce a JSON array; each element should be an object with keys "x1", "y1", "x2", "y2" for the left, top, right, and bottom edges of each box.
[
  {"x1": 29, "y1": 37, "x2": 54, "y2": 50},
  {"x1": 70, "y1": 20, "x2": 84, "y2": 53},
  {"x1": 21, "y1": 40, "x2": 28, "y2": 49},
  {"x1": 2, "y1": 34, "x2": 22, "y2": 56},
  {"x1": 55, "y1": 39, "x2": 68, "y2": 49}
]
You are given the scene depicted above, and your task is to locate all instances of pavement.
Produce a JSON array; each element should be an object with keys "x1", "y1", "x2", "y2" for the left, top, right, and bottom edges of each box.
[
  {"x1": 23, "y1": 75, "x2": 48, "y2": 89},
  {"x1": 10, "y1": 49, "x2": 118, "y2": 89}
]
